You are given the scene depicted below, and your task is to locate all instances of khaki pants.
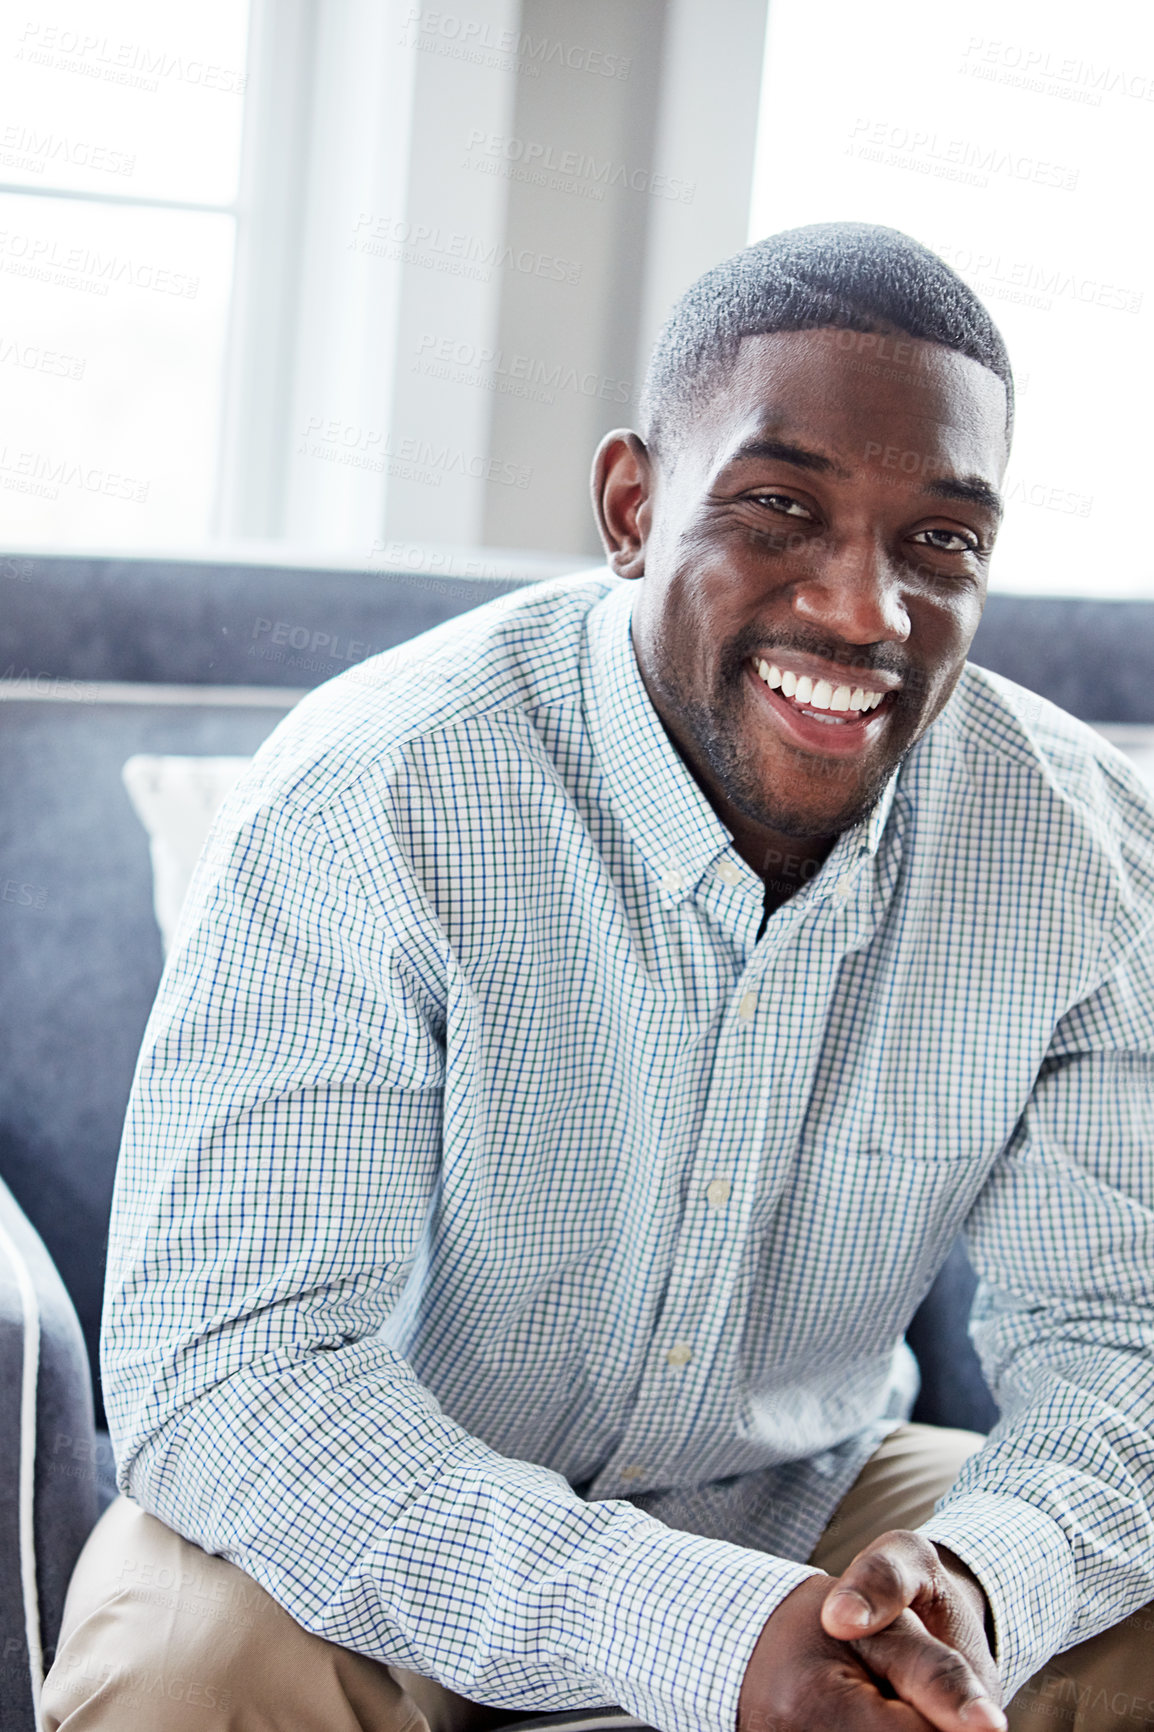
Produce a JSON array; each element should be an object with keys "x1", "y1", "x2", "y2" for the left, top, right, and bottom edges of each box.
[{"x1": 42, "y1": 1424, "x2": 1154, "y2": 1731}]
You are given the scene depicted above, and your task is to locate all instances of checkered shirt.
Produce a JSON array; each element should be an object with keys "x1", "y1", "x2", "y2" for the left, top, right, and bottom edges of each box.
[{"x1": 104, "y1": 572, "x2": 1154, "y2": 1728}]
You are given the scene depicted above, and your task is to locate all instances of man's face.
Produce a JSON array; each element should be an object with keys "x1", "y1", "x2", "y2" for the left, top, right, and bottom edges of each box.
[{"x1": 600, "y1": 327, "x2": 1009, "y2": 847}]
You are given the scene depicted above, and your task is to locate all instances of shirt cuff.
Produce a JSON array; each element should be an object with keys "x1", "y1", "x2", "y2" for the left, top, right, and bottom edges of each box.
[
  {"x1": 587, "y1": 1518, "x2": 820, "y2": 1732},
  {"x1": 920, "y1": 1491, "x2": 1078, "y2": 1699}
]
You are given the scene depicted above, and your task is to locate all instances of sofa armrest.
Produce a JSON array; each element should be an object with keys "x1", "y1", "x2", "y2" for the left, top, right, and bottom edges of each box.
[{"x1": 0, "y1": 1176, "x2": 99, "y2": 1731}]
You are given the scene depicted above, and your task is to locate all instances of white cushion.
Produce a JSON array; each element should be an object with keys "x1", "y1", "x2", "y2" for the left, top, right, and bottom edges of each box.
[{"x1": 121, "y1": 755, "x2": 252, "y2": 954}]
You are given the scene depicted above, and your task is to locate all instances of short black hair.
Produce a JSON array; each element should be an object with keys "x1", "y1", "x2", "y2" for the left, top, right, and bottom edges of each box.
[{"x1": 641, "y1": 221, "x2": 1014, "y2": 454}]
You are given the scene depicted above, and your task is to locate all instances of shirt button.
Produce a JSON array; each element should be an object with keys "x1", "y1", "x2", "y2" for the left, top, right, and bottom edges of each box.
[
  {"x1": 737, "y1": 991, "x2": 758, "y2": 1021},
  {"x1": 835, "y1": 878, "x2": 853, "y2": 901},
  {"x1": 705, "y1": 1177, "x2": 731, "y2": 1209},
  {"x1": 660, "y1": 867, "x2": 686, "y2": 894},
  {"x1": 620, "y1": 1463, "x2": 645, "y2": 1481},
  {"x1": 716, "y1": 859, "x2": 742, "y2": 887},
  {"x1": 666, "y1": 1341, "x2": 693, "y2": 1368}
]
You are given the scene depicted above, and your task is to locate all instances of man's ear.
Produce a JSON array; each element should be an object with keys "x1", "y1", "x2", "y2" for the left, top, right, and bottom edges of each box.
[{"x1": 591, "y1": 430, "x2": 653, "y2": 580}]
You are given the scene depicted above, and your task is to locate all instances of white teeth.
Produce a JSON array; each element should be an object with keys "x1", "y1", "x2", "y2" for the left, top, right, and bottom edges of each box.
[{"x1": 755, "y1": 658, "x2": 890, "y2": 714}]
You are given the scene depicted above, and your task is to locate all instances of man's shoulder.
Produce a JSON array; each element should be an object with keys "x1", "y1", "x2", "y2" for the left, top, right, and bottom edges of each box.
[
  {"x1": 247, "y1": 568, "x2": 616, "y2": 814},
  {"x1": 930, "y1": 660, "x2": 1154, "y2": 849}
]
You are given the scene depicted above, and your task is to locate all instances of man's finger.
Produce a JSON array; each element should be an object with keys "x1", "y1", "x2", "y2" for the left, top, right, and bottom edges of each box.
[
  {"x1": 822, "y1": 1540, "x2": 926, "y2": 1637},
  {"x1": 851, "y1": 1610, "x2": 1006, "y2": 1732}
]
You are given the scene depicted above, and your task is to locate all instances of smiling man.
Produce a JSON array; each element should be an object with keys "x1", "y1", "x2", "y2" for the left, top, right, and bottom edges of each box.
[
  {"x1": 46, "y1": 224, "x2": 1154, "y2": 1732},
  {"x1": 603, "y1": 318, "x2": 1007, "y2": 908}
]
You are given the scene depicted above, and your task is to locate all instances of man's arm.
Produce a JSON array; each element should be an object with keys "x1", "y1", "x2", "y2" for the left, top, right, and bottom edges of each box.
[
  {"x1": 103, "y1": 777, "x2": 818, "y2": 1732},
  {"x1": 736, "y1": 932, "x2": 1154, "y2": 1732},
  {"x1": 916, "y1": 938, "x2": 1154, "y2": 1697}
]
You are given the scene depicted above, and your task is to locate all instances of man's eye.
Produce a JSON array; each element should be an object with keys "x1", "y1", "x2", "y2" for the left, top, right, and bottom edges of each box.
[
  {"x1": 912, "y1": 527, "x2": 978, "y2": 554},
  {"x1": 753, "y1": 492, "x2": 812, "y2": 520}
]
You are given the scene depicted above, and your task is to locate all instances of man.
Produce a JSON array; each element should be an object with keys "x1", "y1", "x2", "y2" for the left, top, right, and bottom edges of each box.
[{"x1": 45, "y1": 224, "x2": 1154, "y2": 1732}]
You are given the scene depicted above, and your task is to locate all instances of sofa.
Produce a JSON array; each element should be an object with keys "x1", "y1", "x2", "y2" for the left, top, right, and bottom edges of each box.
[{"x1": 3, "y1": 551, "x2": 1153, "y2": 1730}]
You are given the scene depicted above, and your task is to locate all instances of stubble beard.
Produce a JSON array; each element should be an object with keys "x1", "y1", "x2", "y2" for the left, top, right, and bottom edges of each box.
[{"x1": 654, "y1": 634, "x2": 908, "y2": 842}]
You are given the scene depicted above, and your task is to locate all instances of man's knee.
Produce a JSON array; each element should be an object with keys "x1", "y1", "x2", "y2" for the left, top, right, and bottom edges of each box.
[
  {"x1": 42, "y1": 1496, "x2": 416, "y2": 1730},
  {"x1": 42, "y1": 1499, "x2": 275, "y2": 1726},
  {"x1": 44, "y1": 1603, "x2": 242, "y2": 1724},
  {"x1": 1007, "y1": 1602, "x2": 1154, "y2": 1732}
]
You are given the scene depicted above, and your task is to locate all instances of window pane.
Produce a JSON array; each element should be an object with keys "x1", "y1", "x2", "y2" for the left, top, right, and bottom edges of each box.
[
  {"x1": 1, "y1": 0, "x2": 248, "y2": 204},
  {"x1": 0, "y1": 194, "x2": 234, "y2": 546},
  {"x1": 750, "y1": 0, "x2": 1154, "y2": 598}
]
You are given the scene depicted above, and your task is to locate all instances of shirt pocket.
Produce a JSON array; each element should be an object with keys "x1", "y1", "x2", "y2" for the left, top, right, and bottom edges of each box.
[{"x1": 745, "y1": 1139, "x2": 995, "y2": 1377}]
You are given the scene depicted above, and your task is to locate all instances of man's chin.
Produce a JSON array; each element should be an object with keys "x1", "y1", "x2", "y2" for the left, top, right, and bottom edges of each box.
[{"x1": 730, "y1": 753, "x2": 896, "y2": 841}]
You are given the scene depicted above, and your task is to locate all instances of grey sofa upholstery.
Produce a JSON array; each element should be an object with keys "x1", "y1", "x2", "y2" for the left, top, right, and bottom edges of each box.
[
  {"x1": 0, "y1": 1177, "x2": 98, "y2": 1729},
  {"x1": 3, "y1": 552, "x2": 1152, "y2": 1729}
]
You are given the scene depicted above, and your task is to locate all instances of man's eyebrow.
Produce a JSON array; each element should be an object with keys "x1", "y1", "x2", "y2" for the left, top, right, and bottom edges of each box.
[
  {"x1": 726, "y1": 437, "x2": 850, "y2": 478},
  {"x1": 726, "y1": 439, "x2": 1004, "y2": 520},
  {"x1": 924, "y1": 475, "x2": 1004, "y2": 521}
]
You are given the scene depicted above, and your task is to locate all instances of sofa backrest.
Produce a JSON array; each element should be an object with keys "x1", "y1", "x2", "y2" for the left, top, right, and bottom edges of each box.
[
  {"x1": 4, "y1": 553, "x2": 1154, "y2": 1429},
  {"x1": 1, "y1": 556, "x2": 537, "y2": 1421}
]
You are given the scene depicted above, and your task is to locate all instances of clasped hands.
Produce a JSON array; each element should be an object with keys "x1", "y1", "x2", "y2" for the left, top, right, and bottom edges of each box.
[{"x1": 738, "y1": 1530, "x2": 1006, "y2": 1732}]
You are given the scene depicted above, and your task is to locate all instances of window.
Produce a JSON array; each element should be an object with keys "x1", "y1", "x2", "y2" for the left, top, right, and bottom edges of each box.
[
  {"x1": 4, "y1": 0, "x2": 775, "y2": 568},
  {"x1": 0, "y1": 0, "x2": 248, "y2": 548},
  {"x1": 3, "y1": 1, "x2": 775, "y2": 569},
  {"x1": 750, "y1": 0, "x2": 1154, "y2": 597}
]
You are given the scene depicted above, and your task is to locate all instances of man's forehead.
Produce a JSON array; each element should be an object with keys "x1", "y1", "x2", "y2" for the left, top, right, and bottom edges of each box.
[{"x1": 692, "y1": 327, "x2": 1009, "y2": 475}]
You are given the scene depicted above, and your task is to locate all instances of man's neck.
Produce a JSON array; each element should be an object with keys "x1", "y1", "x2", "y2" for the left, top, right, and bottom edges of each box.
[{"x1": 734, "y1": 823, "x2": 837, "y2": 910}]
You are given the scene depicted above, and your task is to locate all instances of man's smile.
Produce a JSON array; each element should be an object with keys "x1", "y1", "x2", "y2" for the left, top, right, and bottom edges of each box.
[{"x1": 745, "y1": 656, "x2": 899, "y2": 756}]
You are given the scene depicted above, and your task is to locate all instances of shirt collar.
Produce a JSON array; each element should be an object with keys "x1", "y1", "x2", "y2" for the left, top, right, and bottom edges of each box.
[
  {"x1": 582, "y1": 579, "x2": 900, "y2": 901},
  {"x1": 862, "y1": 761, "x2": 900, "y2": 856},
  {"x1": 583, "y1": 581, "x2": 732, "y2": 893}
]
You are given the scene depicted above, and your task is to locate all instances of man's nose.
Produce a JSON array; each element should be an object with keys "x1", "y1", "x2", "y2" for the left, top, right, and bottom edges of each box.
[{"x1": 789, "y1": 537, "x2": 911, "y2": 644}]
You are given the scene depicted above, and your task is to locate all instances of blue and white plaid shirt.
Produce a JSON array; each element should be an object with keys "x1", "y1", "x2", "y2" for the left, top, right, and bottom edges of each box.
[{"x1": 106, "y1": 572, "x2": 1154, "y2": 1729}]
